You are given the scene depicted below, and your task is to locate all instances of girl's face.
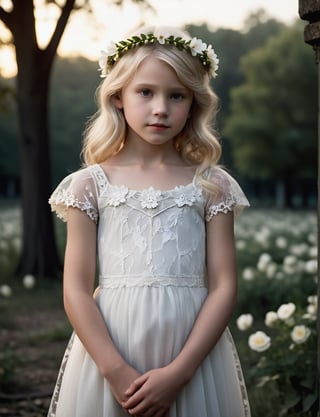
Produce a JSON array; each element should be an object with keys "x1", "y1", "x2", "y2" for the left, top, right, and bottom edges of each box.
[{"x1": 115, "y1": 56, "x2": 193, "y2": 148}]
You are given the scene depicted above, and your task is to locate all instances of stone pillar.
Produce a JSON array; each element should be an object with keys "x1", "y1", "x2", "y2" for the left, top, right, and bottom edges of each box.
[{"x1": 299, "y1": 0, "x2": 320, "y2": 407}]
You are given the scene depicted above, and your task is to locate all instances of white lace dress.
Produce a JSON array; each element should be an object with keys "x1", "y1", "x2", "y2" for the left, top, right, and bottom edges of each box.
[{"x1": 48, "y1": 164, "x2": 251, "y2": 417}]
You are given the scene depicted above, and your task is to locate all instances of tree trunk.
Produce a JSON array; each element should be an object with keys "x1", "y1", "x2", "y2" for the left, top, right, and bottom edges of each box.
[
  {"x1": 16, "y1": 65, "x2": 62, "y2": 278},
  {"x1": 12, "y1": 0, "x2": 62, "y2": 278}
]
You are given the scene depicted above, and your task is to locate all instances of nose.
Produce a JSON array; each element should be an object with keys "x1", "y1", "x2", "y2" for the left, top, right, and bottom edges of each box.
[{"x1": 152, "y1": 95, "x2": 168, "y2": 117}]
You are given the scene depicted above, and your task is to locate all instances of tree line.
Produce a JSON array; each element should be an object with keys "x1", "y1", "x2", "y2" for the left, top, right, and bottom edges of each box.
[
  {"x1": 1, "y1": 14, "x2": 316, "y2": 208},
  {"x1": 0, "y1": 6, "x2": 317, "y2": 278}
]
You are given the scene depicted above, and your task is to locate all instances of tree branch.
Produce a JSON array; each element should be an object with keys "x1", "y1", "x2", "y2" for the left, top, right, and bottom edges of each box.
[
  {"x1": 45, "y1": 0, "x2": 77, "y2": 64},
  {"x1": 0, "y1": 6, "x2": 13, "y2": 31}
]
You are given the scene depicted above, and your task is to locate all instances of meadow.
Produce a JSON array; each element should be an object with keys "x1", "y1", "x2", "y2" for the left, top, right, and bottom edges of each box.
[{"x1": 0, "y1": 203, "x2": 318, "y2": 416}]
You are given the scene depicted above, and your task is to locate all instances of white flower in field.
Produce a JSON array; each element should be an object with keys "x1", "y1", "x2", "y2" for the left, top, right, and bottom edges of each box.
[
  {"x1": 277, "y1": 302, "x2": 296, "y2": 321},
  {"x1": 275, "y1": 236, "x2": 287, "y2": 249},
  {"x1": 308, "y1": 246, "x2": 317, "y2": 258},
  {"x1": 283, "y1": 255, "x2": 297, "y2": 266},
  {"x1": 275, "y1": 271, "x2": 284, "y2": 280},
  {"x1": 305, "y1": 259, "x2": 317, "y2": 274},
  {"x1": 23, "y1": 274, "x2": 36, "y2": 289},
  {"x1": 248, "y1": 331, "x2": 271, "y2": 352},
  {"x1": 242, "y1": 267, "x2": 255, "y2": 281},
  {"x1": 257, "y1": 253, "x2": 272, "y2": 272},
  {"x1": 283, "y1": 255, "x2": 297, "y2": 274},
  {"x1": 254, "y1": 228, "x2": 270, "y2": 247},
  {"x1": 308, "y1": 233, "x2": 316, "y2": 244},
  {"x1": 265, "y1": 311, "x2": 278, "y2": 327},
  {"x1": 266, "y1": 262, "x2": 277, "y2": 279},
  {"x1": 289, "y1": 243, "x2": 308, "y2": 256},
  {"x1": 236, "y1": 314, "x2": 254, "y2": 330},
  {"x1": 0, "y1": 284, "x2": 12, "y2": 297},
  {"x1": 291, "y1": 325, "x2": 311, "y2": 344},
  {"x1": 236, "y1": 240, "x2": 246, "y2": 250},
  {"x1": 303, "y1": 295, "x2": 318, "y2": 320},
  {"x1": 304, "y1": 304, "x2": 317, "y2": 321},
  {"x1": 307, "y1": 295, "x2": 317, "y2": 306}
]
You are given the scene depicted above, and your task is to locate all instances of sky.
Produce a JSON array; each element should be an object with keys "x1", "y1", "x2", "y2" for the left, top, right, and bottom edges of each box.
[{"x1": 0, "y1": 0, "x2": 300, "y2": 77}]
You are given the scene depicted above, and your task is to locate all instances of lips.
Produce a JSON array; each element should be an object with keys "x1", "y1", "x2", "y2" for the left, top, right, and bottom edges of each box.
[{"x1": 148, "y1": 123, "x2": 169, "y2": 128}]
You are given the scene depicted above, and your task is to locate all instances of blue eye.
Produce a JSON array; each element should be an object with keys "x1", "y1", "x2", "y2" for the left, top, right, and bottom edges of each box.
[
  {"x1": 140, "y1": 89, "x2": 152, "y2": 97},
  {"x1": 171, "y1": 93, "x2": 184, "y2": 101}
]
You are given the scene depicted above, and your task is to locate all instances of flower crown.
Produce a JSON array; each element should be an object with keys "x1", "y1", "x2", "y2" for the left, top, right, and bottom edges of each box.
[{"x1": 98, "y1": 32, "x2": 219, "y2": 79}]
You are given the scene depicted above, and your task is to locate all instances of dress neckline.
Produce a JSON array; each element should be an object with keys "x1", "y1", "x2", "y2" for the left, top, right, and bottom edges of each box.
[{"x1": 94, "y1": 164, "x2": 198, "y2": 193}]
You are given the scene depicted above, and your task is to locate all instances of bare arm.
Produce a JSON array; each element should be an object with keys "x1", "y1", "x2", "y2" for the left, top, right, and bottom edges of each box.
[
  {"x1": 63, "y1": 207, "x2": 140, "y2": 403},
  {"x1": 123, "y1": 212, "x2": 237, "y2": 416},
  {"x1": 168, "y1": 211, "x2": 237, "y2": 378}
]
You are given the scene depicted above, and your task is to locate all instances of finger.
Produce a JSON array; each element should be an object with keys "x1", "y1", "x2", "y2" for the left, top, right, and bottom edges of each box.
[
  {"x1": 122, "y1": 390, "x2": 146, "y2": 410},
  {"x1": 125, "y1": 374, "x2": 149, "y2": 396}
]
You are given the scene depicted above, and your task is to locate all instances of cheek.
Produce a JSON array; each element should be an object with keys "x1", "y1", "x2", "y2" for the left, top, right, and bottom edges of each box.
[{"x1": 176, "y1": 105, "x2": 192, "y2": 124}]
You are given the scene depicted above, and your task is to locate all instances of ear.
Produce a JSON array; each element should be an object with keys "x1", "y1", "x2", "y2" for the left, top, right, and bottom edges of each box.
[{"x1": 113, "y1": 92, "x2": 123, "y2": 109}]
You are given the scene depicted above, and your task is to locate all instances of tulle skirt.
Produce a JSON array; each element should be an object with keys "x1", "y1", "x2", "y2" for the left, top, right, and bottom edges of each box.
[{"x1": 48, "y1": 284, "x2": 250, "y2": 417}]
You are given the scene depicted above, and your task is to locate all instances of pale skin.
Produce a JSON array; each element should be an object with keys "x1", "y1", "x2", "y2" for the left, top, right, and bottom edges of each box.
[{"x1": 63, "y1": 56, "x2": 238, "y2": 417}]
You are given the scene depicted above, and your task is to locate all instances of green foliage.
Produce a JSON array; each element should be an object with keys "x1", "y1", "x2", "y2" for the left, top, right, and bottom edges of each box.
[
  {"x1": 224, "y1": 24, "x2": 317, "y2": 180},
  {"x1": 0, "y1": 346, "x2": 20, "y2": 392},
  {"x1": 50, "y1": 56, "x2": 100, "y2": 184},
  {"x1": 232, "y1": 209, "x2": 318, "y2": 416}
]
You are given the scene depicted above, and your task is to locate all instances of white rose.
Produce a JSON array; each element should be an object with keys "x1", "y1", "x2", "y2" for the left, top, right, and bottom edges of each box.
[
  {"x1": 236, "y1": 240, "x2": 246, "y2": 250},
  {"x1": 307, "y1": 295, "x2": 317, "y2": 306},
  {"x1": 23, "y1": 274, "x2": 36, "y2": 289},
  {"x1": 305, "y1": 259, "x2": 317, "y2": 274},
  {"x1": 0, "y1": 284, "x2": 12, "y2": 297},
  {"x1": 291, "y1": 325, "x2": 311, "y2": 344},
  {"x1": 266, "y1": 262, "x2": 277, "y2": 279},
  {"x1": 242, "y1": 267, "x2": 255, "y2": 281},
  {"x1": 265, "y1": 311, "x2": 278, "y2": 327},
  {"x1": 236, "y1": 314, "x2": 254, "y2": 331},
  {"x1": 277, "y1": 302, "x2": 296, "y2": 320},
  {"x1": 308, "y1": 246, "x2": 317, "y2": 258},
  {"x1": 257, "y1": 253, "x2": 272, "y2": 272},
  {"x1": 283, "y1": 255, "x2": 297, "y2": 266},
  {"x1": 275, "y1": 236, "x2": 287, "y2": 249},
  {"x1": 248, "y1": 331, "x2": 271, "y2": 352}
]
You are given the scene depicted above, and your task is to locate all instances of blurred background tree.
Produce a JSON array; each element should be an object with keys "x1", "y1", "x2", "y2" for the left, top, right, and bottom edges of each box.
[
  {"x1": 0, "y1": 0, "x2": 149, "y2": 279},
  {"x1": 0, "y1": 5, "x2": 317, "y2": 279},
  {"x1": 223, "y1": 23, "x2": 317, "y2": 208}
]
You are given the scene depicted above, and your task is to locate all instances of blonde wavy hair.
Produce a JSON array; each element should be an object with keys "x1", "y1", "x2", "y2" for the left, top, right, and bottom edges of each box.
[{"x1": 82, "y1": 25, "x2": 221, "y2": 191}]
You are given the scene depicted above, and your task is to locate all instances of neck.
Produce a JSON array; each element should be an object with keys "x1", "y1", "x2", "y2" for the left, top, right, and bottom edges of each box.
[{"x1": 116, "y1": 136, "x2": 183, "y2": 168}]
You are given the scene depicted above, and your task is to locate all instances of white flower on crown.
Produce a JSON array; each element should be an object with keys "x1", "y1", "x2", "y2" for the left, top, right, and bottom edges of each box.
[
  {"x1": 157, "y1": 33, "x2": 171, "y2": 44},
  {"x1": 98, "y1": 33, "x2": 219, "y2": 79},
  {"x1": 206, "y1": 44, "x2": 219, "y2": 77},
  {"x1": 189, "y1": 37, "x2": 207, "y2": 56},
  {"x1": 99, "y1": 41, "x2": 117, "y2": 77}
]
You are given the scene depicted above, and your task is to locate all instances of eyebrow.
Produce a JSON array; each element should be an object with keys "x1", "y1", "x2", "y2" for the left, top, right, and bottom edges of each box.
[{"x1": 134, "y1": 82, "x2": 189, "y2": 91}]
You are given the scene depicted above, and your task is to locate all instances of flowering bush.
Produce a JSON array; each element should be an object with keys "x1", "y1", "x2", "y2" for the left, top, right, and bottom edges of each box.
[
  {"x1": 235, "y1": 210, "x2": 317, "y2": 318},
  {"x1": 236, "y1": 296, "x2": 318, "y2": 416}
]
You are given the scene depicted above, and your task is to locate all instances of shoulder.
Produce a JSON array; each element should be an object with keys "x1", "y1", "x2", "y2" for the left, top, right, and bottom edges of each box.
[
  {"x1": 202, "y1": 165, "x2": 250, "y2": 221},
  {"x1": 49, "y1": 165, "x2": 99, "y2": 223}
]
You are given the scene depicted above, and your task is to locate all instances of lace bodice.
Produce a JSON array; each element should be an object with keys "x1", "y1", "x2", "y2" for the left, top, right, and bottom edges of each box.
[{"x1": 49, "y1": 164, "x2": 249, "y2": 287}]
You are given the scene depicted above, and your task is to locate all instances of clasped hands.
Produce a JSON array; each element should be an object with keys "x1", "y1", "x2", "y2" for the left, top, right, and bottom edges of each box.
[{"x1": 108, "y1": 363, "x2": 182, "y2": 417}]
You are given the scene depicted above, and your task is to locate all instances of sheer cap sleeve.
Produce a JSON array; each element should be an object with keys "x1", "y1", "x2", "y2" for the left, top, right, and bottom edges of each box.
[
  {"x1": 48, "y1": 167, "x2": 98, "y2": 223},
  {"x1": 204, "y1": 166, "x2": 250, "y2": 222}
]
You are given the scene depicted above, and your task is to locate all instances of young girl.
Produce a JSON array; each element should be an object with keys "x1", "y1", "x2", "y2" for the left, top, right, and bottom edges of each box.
[{"x1": 48, "y1": 25, "x2": 250, "y2": 417}]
